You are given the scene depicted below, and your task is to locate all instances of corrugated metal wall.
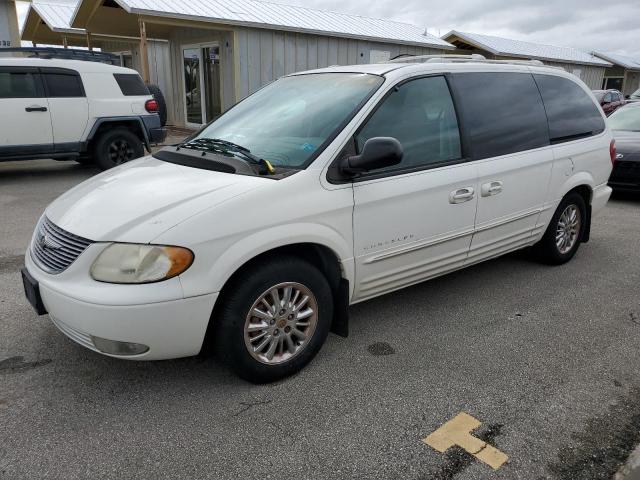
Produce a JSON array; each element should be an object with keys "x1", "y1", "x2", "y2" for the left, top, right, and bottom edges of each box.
[
  {"x1": 168, "y1": 25, "x2": 446, "y2": 126},
  {"x1": 233, "y1": 27, "x2": 444, "y2": 99},
  {"x1": 546, "y1": 61, "x2": 606, "y2": 90}
]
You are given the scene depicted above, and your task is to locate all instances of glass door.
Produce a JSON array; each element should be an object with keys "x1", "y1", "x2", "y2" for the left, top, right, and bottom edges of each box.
[
  {"x1": 182, "y1": 43, "x2": 222, "y2": 127},
  {"x1": 183, "y1": 47, "x2": 202, "y2": 125}
]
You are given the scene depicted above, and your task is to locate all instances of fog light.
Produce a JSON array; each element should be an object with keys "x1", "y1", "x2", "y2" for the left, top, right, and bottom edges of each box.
[{"x1": 91, "y1": 336, "x2": 149, "y2": 356}]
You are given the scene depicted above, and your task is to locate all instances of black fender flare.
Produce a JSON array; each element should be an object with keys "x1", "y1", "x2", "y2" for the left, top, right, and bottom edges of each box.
[{"x1": 86, "y1": 117, "x2": 150, "y2": 152}]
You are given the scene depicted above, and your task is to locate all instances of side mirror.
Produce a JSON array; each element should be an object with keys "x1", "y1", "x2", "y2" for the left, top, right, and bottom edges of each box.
[{"x1": 340, "y1": 137, "x2": 403, "y2": 175}]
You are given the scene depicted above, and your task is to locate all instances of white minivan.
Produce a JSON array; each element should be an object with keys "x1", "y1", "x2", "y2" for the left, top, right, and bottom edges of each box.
[{"x1": 22, "y1": 57, "x2": 614, "y2": 382}]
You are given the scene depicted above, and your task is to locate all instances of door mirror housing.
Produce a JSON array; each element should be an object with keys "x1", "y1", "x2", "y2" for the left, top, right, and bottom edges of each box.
[{"x1": 340, "y1": 137, "x2": 403, "y2": 176}]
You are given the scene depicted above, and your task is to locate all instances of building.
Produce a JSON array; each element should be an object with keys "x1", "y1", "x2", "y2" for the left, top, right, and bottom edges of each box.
[
  {"x1": 68, "y1": 0, "x2": 455, "y2": 127},
  {"x1": 442, "y1": 30, "x2": 611, "y2": 90},
  {"x1": 0, "y1": 0, "x2": 21, "y2": 47},
  {"x1": 20, "y1": 0, "x2": 173, "y2": 108},
  {"x1": 592, "y1": 52, "x2": 640, "y2": 96}
]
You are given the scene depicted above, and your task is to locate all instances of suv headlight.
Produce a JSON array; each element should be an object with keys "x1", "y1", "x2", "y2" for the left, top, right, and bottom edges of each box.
[{"x1": 90, "y1": 244, "x2": 193, "y2": 284}]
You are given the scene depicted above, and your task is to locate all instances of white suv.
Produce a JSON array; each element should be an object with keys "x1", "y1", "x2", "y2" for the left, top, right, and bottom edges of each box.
[
  {"x1": 0, "y1": 57, "x2": 165, "y2": 169},
  {"x1": 22, "y1": 58, "x2": 613, "y2": 382}
]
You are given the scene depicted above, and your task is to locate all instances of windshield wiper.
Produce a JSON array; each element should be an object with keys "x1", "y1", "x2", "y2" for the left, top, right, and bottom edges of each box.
[{"x1": 177, "y1": 138, "x2": 275, "y2": 174}]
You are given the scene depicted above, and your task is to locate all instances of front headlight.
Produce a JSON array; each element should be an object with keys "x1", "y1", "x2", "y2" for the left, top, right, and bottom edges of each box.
[{"x1": 90, "y1": 244, "x2": 194, "y2": 284}]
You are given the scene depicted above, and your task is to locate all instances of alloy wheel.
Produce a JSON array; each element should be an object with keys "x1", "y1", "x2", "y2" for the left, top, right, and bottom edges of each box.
[
  {"x1": 108, "y1": 139, "x2": 135, "y2": 165},
  {"x1": 243, "y1": 282, "x2": 318, "y2": 365},
  {"x1": 556, "y1": 204, "x2": 581, "y2": 254}
]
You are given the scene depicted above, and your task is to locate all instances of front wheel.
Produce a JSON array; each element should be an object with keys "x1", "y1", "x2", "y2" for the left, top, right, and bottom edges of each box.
[
  {"x1": 214, "y1": 256, "x2": 333, "y2": 383},
  {"x1": 533, "y1": 192, "x2": 586, "y2": 264}
]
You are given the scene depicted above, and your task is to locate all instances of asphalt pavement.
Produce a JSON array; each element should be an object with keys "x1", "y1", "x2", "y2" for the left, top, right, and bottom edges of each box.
[{"x1": 1, "y1": 158, "x2": 640, "y2": 479}]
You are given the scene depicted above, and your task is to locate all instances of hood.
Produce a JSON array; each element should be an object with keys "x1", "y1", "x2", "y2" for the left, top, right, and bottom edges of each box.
[
  {"x1": 45, "y1": 156, "x2": 269, "y2": 243},
  {"x1": 613, "y1": 130, "x2": 640, "y2": 154}
]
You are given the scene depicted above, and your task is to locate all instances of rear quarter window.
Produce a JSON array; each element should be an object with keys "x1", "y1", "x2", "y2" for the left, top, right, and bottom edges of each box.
[
  {"x1": 451, "y1": 72, "x2": 550, "y2": 159},
  {"x1": 113, "y1": 73, "x2": 149, "y2": 96},
  {"x1": 533, "y1": 74, "x2": 605, "y2": 143}
]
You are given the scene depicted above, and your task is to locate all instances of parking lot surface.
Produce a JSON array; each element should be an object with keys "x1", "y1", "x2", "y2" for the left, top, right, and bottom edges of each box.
[{"x1": 1, "y1": 159, "x2": 640, "y2": 479}]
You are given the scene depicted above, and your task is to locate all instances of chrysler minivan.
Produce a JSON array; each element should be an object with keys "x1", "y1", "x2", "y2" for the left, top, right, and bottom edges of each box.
[{"x1": 22, "y1": 57, "x2": 613, "y2": 382}]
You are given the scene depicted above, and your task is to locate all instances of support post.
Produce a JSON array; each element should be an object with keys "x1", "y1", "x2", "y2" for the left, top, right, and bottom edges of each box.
[
  {"x1": 5, "y1": 0, "x2": 20, "y2": 48},
  {"x1": 139, "y1": 18, "x2": 150, "y2": 84},
  {"x1": 63, "y1": 36, "x2": 68, "y2": 49},
  {"x1": 86, "y1": 32, "x2": 93, "y2": 51}
]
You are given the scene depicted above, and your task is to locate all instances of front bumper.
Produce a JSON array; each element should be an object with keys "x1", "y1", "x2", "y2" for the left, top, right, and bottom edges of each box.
[{"x1": 24, "y1": 248, "x2": 217, "y2": 360}]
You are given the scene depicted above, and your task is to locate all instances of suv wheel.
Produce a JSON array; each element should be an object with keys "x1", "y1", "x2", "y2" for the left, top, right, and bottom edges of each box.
[
  {"x1": 214, "y1": 256, "x2": 333, "y2": 383},
  {"x1": 533, "y1": 192, "x2": 586, "y2": 264},
  {"x1": 93, "y1": 128, "x2": 144, "y2": 170}
]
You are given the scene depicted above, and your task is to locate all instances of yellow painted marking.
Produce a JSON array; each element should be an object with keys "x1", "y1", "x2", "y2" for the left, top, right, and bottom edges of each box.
[{"x1": 423, "y1": 412, "x2": 508, "y2": 470}]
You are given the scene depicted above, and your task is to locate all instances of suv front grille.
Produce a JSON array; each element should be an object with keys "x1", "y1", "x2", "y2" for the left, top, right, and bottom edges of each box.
[{"x1": 31, "y1": 217, "x2": 93, "y2": 274}]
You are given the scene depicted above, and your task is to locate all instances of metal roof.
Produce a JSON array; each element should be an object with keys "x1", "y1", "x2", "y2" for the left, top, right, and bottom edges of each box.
[
  {"x1": 27, "y1": 1, "x2": 83, "y2": 34},
  {"x1": 103, "y1": 0, "x2": 454, "y2": 49},
  {"x1": 592, "y1": 51, "x2": 640, "y2": 71},
  {"x1": 443, "y1": 30, "x2": 611, "y2": 67}
]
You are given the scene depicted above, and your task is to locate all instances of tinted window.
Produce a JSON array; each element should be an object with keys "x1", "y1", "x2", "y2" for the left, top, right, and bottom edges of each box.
[
  {"x1": 44, "y1": 73, "x2": 85, "y2": 98},
  {"x1": 355, "y1": 76, "x2": 462, "y2": 171},
  {"x1": 114, "y1": 73, "x2": 149, "y2": 96},
  {"x1": 0, "y1": 72, "x2": 41, "y2": 98},
  {"x1": 533, "y1": 74, "x2": 605, "y2": 142},
  {"x1": 452, "y1": 72, "x2": 549, "y2": 159}
]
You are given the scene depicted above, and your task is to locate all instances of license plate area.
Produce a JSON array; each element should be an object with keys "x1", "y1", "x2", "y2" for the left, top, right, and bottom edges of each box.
[{"x1": 21, "y1": 267, "x2": 47, "y2": 315}]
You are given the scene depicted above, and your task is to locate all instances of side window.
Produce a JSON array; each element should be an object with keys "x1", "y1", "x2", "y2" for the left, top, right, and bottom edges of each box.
[
  {"x1": 0, "y1": 71, "x2": 41, "y2": 98},
  {"x1": 451, "y1": 72, "x2": 549, "y2": 159},
  {"x1": 604, "y1": 93, "x2": 613, "y2": 103},
  {"x1": 533, "y1": 74, "x2": 605, "y2": 143},
  {"x1": 43, "y1": 73, "x2": 85, "y2": 98},
  {"x1": 355, "y1": 76, "x2": 462, "y2": 172},
  {"x1": 113, "y1": 73, "x2": 150, "y2": 96}
]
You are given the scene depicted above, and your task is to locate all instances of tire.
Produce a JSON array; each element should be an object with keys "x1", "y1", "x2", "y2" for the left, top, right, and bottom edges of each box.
[
  {"x1": 214, "y1": 256, "x2": 333, "y2": 383},
  {"x1": 533, "y1": 192, "x2": 587, "y2": 265},
  {"x1": 92, "y1": 128, "x2": 145, "y2": 171},
  {"x1": 146, "y1": 84, "x2": 167, "y2": 127}
]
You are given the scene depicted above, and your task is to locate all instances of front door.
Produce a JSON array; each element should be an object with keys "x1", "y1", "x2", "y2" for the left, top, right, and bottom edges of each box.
[
  {"x1": 182, "y1": 44, "x2": 222, "y2": 127},
  {"x1": 351, "y1": 75, "x2": 478, "y2": 302},
  {"x1": 0, "y1": 67, "x2": 53, "y2": 157}
]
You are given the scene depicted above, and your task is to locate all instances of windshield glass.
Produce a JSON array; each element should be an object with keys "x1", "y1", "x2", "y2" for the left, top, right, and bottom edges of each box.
[
  {"x1": 593, "y1": 91, "x2": 605, "y2": 102},
  {"x1": 193, "y1": 73, "x2": 384, "y2": 169},
  {"x1": 608, "y1": 106, "x2": 640, "y2": 131}
]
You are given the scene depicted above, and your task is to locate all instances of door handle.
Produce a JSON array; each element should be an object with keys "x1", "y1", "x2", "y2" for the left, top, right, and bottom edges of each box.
[
  {"x1": 449, "y1": 187, "x2": 475, "y2": 204},
  {"x1": 481, "y1": 181, "x2": 503, "y2": 197},
  {"x1": 25, "y1": 106, "x2": 48, "y2": 112}
]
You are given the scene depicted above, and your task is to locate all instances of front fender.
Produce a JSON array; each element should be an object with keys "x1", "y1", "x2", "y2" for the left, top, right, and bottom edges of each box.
[{"x1": 178, "y1": 223, "x2": 355, "y2": 299}]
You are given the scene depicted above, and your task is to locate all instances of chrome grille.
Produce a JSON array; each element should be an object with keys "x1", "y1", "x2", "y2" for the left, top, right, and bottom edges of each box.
[{"x1": 30, "y1": 217, "x2": 93, "y2": 274}]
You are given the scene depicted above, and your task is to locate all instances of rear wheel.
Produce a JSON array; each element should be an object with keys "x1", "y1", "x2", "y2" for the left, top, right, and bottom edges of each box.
[
  {"x1": 93, "y1": 128, "x2": 144, "y2": 170},
  {"x1": 214, "y1": 256, "x2": 333, "y2": 383},
  {"x1": 533, "y1": 192, "x2": 586, "y2": 264}
]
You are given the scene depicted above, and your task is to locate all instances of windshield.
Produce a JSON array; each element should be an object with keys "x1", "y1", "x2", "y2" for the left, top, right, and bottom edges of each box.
[
  {"x1": 608, "y1": 106, "x2": 640, "y2": 131},
  {"x1": 593, "y1": 91, "x2": 605, "y2": 102},
  {"x1": 193, "y1": 73, "x2": 384, "y2": 169}
]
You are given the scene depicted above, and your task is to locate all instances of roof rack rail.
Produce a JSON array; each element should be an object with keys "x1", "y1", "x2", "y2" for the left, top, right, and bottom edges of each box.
[
  {"x1": 386, "y1": 54, "x2": 545, "y2": 66},
  {"x1": 0, "y1": 47, "x2": 120, "y2": 65}
]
